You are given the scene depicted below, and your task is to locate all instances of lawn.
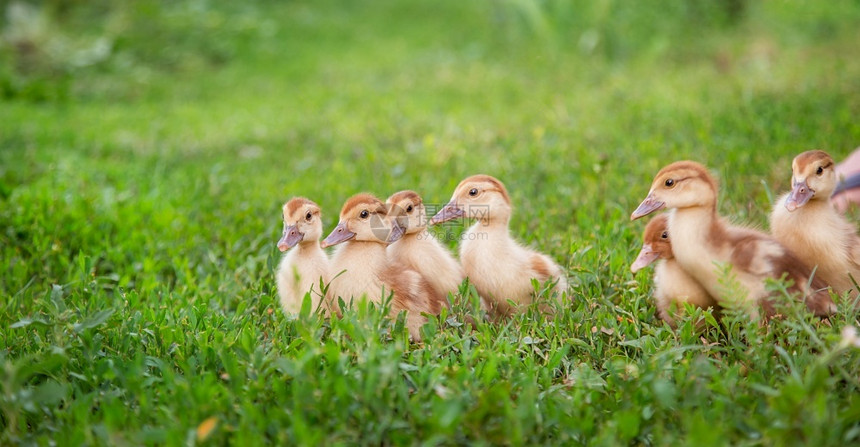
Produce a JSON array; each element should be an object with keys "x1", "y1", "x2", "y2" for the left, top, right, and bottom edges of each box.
[{"x1": 2, "y1": 0, "x2": 860, "y2": 444}]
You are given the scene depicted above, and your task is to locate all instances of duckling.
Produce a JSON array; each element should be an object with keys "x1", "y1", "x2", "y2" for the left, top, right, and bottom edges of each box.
[
  {"x1": 322, "y1": 193, "x2": 447, "y2": 340},
  {"x1": 631, "y1": 214, "x2": 719, "y2": 326},
  {"x1": 386, "y1": 190, "x2": 465, "y2": 300},
  {"x1": 275, "y1": 198, "x2": 331, "y2": 315},
  {"x1": 770, "y1": 149, "x2": 860, "y2": 299},
  {"x1": 631, "y1": 161, "x2": 834, "y2": 317},
  {"x1": 428, "y1": 175, "x2": 568, "y2": 317}
]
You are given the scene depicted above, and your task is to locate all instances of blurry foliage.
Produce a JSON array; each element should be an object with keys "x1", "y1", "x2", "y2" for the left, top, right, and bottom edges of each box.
[
  {"x1": 1, "y1": 0, "x2": 859, "y2": 102},
  {"x1": 0, "y1": 0, "x2": 257, "y2": 101},
  {"x1": 492, "y1": 0, "x2": 747, "y2": 58}
]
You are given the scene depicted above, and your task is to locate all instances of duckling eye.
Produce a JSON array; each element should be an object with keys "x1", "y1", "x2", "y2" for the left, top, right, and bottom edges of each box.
[
  {"x1": 406, "y1": 205, "x2": 413, "y2": 213},
  {"x1": 816, "y1": 166, "x2": 824, "y2": 175},
  {"x1": 468, "y1": 188, "x2": 478, "y2": 196},
  {"x1": 305, "y1": 212, "x2": 312, "y2": 221},
  {"x1": 359, "y1": 210, "x2": 369, "y2": 219},
  {"x1": 664, "y1": 179, "x2": 675, "y2": 188},
  {"x1": 661, "y1": 231, "x2": 668, "y2": 239}
]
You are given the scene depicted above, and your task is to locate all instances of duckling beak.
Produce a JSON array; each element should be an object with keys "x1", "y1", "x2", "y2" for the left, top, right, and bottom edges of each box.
[
  {"x1": 321, "y1": 222, "x2": 356, "y2": 248},
  {"x1": 428, "y1": 200, "x2": 464, "y2": 225},
  {"x1": 631, "y1": 244, "x2": 660, "y2": 273},
  {"x1": 387, "y1": 220, "x2": 405, "y2": 243},
  {"x1": 277, "y1": 225, "x2": 304, "y2": 251},
  {"x1": 631, "y1": 193, "x2": 666, "y2": 220},
  {"x1": 785, "y1": 179, "x2": 814, "y2": 212}
]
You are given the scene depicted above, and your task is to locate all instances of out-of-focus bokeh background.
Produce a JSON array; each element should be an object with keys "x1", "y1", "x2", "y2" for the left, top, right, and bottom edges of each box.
[{"x1": 2, "y1": 1, "x2": 860, "y2": 444}]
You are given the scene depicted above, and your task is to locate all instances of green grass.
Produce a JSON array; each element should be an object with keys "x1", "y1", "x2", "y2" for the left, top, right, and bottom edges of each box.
[{"x1": 2, "y1": 0, "x2": 860, "y2": 444}]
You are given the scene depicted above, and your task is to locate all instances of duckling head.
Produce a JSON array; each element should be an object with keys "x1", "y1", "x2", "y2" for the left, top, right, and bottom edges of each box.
[
  {"x1": 631, "y1": 161, "x2": 718, "y2": 220},
  {"x1": 277, "y1": 197, "x2": 323, "y2": 252},
  {"x1": 321, "y1": 193, "x2": 404, "y2": 248},
  {"x1": 429, "y1": 174, "x2": 512, "y2": 225},
  {"x1": 784, "y1": 150, "x2": 835, "y2": 211},
  {"x1": 386, "y1": 190, "x2": 427, "y2": 236},
  {"x1": 631, "y1": 214, "x2": 673, "y2": 273}
]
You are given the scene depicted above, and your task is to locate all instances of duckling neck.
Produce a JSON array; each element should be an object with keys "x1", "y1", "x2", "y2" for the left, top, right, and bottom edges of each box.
[
  {"x1": 340, "y1": 240, "x2": 387, "y2": 260},
  {"x1": 471, "y1": 215, "x2": 510, "y2": 230},
  {"x1": 669, "y1": 205, "x2": 723, "y2": 251},
  {"x1": 665, "y1": 206, "x2": 725, "y2": 287},
  {"x1": 389, "y1": 231, "x2": 423, "y2": 252},
  {"x1": 329, "y1": 240, "x2": 389, "y2": 302},
  {"x1": 331, "y1": 240, "x2": 388, "y2": 280},
  {"x1": 411, "y1": 228, "x2": 440, "y2": 244},
  {"x1": 296, "y1": 240, "x2": 325, "y2": 256},
  {"x1": 806, "y1": 196, "x2": 834, "y2": 211},
  {"x1": 411, "y1": 228, "x2": 432, "y2": 241},
  {"x1": 467, "y1": 218, "x2": 510, "y2": 241}
]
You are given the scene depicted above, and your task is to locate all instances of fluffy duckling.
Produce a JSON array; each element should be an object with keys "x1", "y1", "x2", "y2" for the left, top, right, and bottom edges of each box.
[
  {"x1": 322, "y1": 193, "x2": 447, "y2": 340},
  {"x1": 429, "y1": 175, "x2": 568, "y2": 317},
  {"x1": 631, "y1": 214, "x2": 719, "y2": 326},
  {"x1": 770, "y1": 150, "x2": 860, "y2": 299},
  {"x1": 275, "y1": 198, "x2": 331, "y2": 315},
  {"x1": 631, "y1": 161, "x2": 834, "y2": 317},
  {"x1": 386, "y1": 190, "x2": 465, "y2": 300}
]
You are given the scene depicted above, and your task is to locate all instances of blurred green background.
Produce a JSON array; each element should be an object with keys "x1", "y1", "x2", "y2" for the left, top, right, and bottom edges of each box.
[{"x1": 2, "y1": 0, "x2": 860, "y2": 444}]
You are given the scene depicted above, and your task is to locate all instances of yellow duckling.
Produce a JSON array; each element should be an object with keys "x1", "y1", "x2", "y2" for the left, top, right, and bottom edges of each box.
[
  {"x1": 386, "y1": 190, "x2": 465, "y2": 300},
  {"x1": 429, "y1": 175, "x2": 567, "y2": 317},
  {"x1": 770, "y1": 149, "x2": 860, "y2": 300},
  {"x1": 275, "y1": 197, "x2": 331, "y2": 315},
  {"x1": 322, "y1": 193, "x2": 447, "y2": 340}
]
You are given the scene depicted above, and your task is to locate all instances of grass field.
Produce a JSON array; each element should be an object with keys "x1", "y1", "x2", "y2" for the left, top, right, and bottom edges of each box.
[{"x1": 2, "y1": 0, "x2": 860, "y2": 444}]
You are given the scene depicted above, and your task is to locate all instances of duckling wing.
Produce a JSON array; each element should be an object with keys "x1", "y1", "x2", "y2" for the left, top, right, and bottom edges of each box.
[
  {"x1": 729, "y1": 233, "x2": 786, "y2": 277},
  {"x1": 526, "y1": 252, "x2": 555, "y2": 280},
  {"x1": 380, "y1": 266, "x2": 449, "y2": 341},
  {"x1": 526, "y1": 252, "x2": 567, "y2": 290},
  {"x1": 380, "y1": 266, "x2": 448, "y2": 315},
  {"x1": 731, "y1": 231, "x2": 836, "y2": 316}
]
